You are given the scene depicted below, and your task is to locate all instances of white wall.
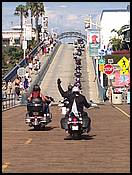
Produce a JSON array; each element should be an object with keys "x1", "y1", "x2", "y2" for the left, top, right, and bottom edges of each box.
[{"x1": 100, "y1": 11, "x2": 130, "y2": 49}]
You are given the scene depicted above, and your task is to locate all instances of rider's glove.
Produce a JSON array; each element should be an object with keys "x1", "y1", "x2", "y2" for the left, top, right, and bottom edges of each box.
[
  {"x1": 57, "y1": 78, "x2": 61, "y2": 85},
  {"x1": 50, "y1": 97, "x2": 55, "y2": 102}
]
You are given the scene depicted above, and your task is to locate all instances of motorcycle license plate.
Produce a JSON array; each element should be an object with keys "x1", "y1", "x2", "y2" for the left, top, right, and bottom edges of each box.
[{"x1": 72, "y1": 125, "x2": 78, "y2": 130}]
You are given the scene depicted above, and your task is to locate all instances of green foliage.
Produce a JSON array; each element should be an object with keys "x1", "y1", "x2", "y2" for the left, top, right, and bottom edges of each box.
[
  {"x1": 109, "y1": 37, "x2": 122, "y2": 51},
  {"x1": 109, "y1": 24, "x2": 130, "y2": 51},
  {"x1": 28, "y1": 37, "x2": 37, "y2": 49},
  {"x1": 2, "y1": 46, "x2": 23, "y2": 69}
]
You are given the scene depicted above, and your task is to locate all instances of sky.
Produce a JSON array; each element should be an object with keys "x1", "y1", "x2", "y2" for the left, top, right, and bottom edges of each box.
[{"x1": 2, "y1": 2, "x2": 130, "y2": 34}]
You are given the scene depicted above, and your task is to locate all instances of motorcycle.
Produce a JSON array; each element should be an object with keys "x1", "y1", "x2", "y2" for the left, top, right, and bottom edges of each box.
[
  {"x1": 59, "y1": 99, "x2": 98, "y2": 139},
  {"x1": 25, "y1": 96, "x2": 54, "y2": 130},
  {"x1": 58, "y1": 99, "x2": 89, "y2": 139}
]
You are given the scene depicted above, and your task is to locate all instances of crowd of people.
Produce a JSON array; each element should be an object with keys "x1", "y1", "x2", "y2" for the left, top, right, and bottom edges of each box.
[{"x1": 4, "y1": 33, "x2": 58, "y2": 99}]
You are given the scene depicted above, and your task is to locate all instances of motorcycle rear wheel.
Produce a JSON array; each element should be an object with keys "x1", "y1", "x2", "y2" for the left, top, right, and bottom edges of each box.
[
  {"x1": 34, "y1": 125, "x2": 40, "y2": 130},
  {"x1": 72, "y1": 131, "x2": 81, "y2": 140}
]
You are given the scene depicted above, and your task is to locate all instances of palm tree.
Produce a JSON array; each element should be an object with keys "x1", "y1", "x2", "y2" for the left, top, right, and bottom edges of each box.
[
  {"x1": 110, "y1": 28, "x2": 122, "y2": 51},
  {"x1": 26, "y1": 2, "x2": 34, "y2": 29},
  {"x1": 26, "y1": 2, "x2": 45, "y2": 43},
  {"x1": 14, "y1": 4, "x2": 28, "y2": 47},
  {"x1": 109, "y1": 37, "x2": 122, "y2": 51}
]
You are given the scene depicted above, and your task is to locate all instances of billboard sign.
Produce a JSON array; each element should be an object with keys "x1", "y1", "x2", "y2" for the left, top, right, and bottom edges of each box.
[
  {"x1": 22, "y1": 40, "x2": 27, "y2": 50},
  {"x1": 112, "y1": 70, "x2": 130, "y2": 87},
  {"x1": 25, "y1": 24, "x2": 32, "y2": 40},
  {"x1": 88, "y1": 29, "x2": 100, "y2": 57}
]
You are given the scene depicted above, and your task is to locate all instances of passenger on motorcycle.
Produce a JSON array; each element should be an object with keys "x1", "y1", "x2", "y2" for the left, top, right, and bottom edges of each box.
[
  {"x1": 57, "y1": 78, "x2": 73, "y2": 98},
  {"x1": 28, "y1": 84, "x2": 51, "y2": 114}
]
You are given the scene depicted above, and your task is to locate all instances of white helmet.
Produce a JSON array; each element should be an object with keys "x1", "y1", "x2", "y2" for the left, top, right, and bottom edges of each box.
[{"x1": 72, "y1": 86, "x2": 79, "y2": 93}]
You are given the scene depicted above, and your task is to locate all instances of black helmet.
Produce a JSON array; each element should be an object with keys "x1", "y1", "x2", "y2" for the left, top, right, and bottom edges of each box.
[
  {"x1": 68, "y1": 84, "x2": 73, "y2": 91},
  {"x1": 33, "y1": 84, "x2": 41, "y2": 92}
]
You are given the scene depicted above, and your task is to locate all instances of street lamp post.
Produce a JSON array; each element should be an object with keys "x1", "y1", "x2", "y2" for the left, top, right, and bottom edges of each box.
[
  {"x1": 23, "y1": 16, "x2": 27, "y2": 64},
  {"x1": 23, "y1": 25, "x2": 26, "y2": 60},
  {"x1": 85, "y1": 16, "x2": 102, "y2": 85}
]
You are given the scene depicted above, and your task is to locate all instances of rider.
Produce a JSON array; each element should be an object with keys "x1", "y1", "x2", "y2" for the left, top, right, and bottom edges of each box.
[
  {"x1": 57, "y1": 78, "x2": 91, "y2": 132},
  {"x1": 57, "y1": 78, "x2": 73, "y2": 98},
  {"x1": 67, "y1": 86, "x2": 91, "y2": 132},
  {"x1": 28, "y1": 84, "x2": 51, "y2": 114}
]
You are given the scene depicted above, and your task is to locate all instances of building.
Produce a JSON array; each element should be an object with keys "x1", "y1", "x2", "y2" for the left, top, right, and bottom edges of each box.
[
  {"x1": 120, "y1": 24, "x2": 130, "y2": 49},
  {"x1": 100, "y1": 5, "x2": 130, "y2": 49},
  {"x1": 2, "y1": 25, "x2": 36, "y2": 46}
]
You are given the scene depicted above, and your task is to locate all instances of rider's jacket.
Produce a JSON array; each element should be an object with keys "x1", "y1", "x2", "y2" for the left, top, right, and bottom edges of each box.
[
  {"x1": 57, "y1": 83, "x2": 72, "y2": 98},
  {"x1": 66, "y1": 92, "x2": 91, "y2": 113}
]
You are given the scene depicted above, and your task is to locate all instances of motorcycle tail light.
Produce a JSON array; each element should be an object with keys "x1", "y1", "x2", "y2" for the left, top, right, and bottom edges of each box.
[
  {"x1": 43, "y1": 116, "x2": 46, "y2": 121},
  {"x1": 73, "y1": 117, "x2": 77, "y2": 125},
  {"x1": 33, "y1": 112, "x2": 39, "y2": 115}
]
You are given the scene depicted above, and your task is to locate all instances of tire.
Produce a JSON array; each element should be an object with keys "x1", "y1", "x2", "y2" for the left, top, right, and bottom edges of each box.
[
  {"x1": 72, "y1": 131, "x2": 80, "y2": 140},
  {"x1": 34, "y1": 125, "x2": 40, "y2": 130}
]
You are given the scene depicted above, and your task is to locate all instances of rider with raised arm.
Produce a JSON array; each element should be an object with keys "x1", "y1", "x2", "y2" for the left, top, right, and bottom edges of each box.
[
  {"x1": 57, "y1": 78, "x2": 73, "y2": 98},
  {"x1": 57, "y1": 79, "x2": 91, "y2": 132}
]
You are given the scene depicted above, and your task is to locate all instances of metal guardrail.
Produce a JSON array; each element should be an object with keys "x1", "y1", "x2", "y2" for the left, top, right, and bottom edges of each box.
[
  {"x1": 2, "y1": 92, "x2": 21, "y2": 111},
  {"x1": 2, "y1": 40, "x2": 45, "y2": 82}
]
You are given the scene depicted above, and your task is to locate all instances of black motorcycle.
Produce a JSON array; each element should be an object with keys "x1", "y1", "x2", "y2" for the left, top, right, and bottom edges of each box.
[
  {"x1": 25, "y1": 96, "x2": 54, "y2": 130},
  {"x1": 65, "y1": 111, "x2": 91, "y2": 140}
]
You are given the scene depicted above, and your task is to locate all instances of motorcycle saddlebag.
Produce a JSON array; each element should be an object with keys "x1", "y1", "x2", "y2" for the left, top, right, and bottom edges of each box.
[{"x1": 60, "y1": 117, "x2": 68, "y2": 129}]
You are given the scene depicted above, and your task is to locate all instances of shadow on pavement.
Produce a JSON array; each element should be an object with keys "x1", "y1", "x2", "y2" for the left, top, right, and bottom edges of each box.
[
  {"x1": 28, "y1": 126, "x2": 58, "y2": 131},
  {"x1": 64, "y1": 134, "x2": 96, "y2": 140}
]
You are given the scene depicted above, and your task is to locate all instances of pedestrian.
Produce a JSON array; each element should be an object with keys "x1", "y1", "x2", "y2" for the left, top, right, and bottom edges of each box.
[
  {"x1": 7, "y1": 80, "x2": 12, "y2": 94},
  {"x1": 34, "y1": 61, "x2": 39, "y2": 75},
  {"x1": 25, "y1": 71, "x2": 29, "y2": 79},
  {"x1": 15, "y1": 76, "x2": 20, "y2": 86},
  {"x1": 19, "y1": 80, "x2": 24, "y2": 92},
  {"x1": 44, "y1": 46, "x2": 47, "y2": 55},
  {"x1": 38, "y1": 60, "x2": 41, "y2": 69},
  {"x1": 25, "y1": 54, "x2": 29, "y2": 65},
  {"x1": 23, "y1": 77, "x2": 29, "y2": 91},
  {"x1": 15, "y1": 76, "x2": 21, "y2": 98},
  {"x1": 28, "y1": 61, "x2": 33, "y2": 75},
  {"x1": 50, "y1": 43, "x2": 54, "y2": 52},
  {"x1": 41, "y1": 44, "x2": 44, "y2": 55},
  {"x1": 27, "y1": 76, "x2": 32, "y2": 88},
  {"x1": 106, "y1": 86, "x2": 113, "y2": 103}
]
